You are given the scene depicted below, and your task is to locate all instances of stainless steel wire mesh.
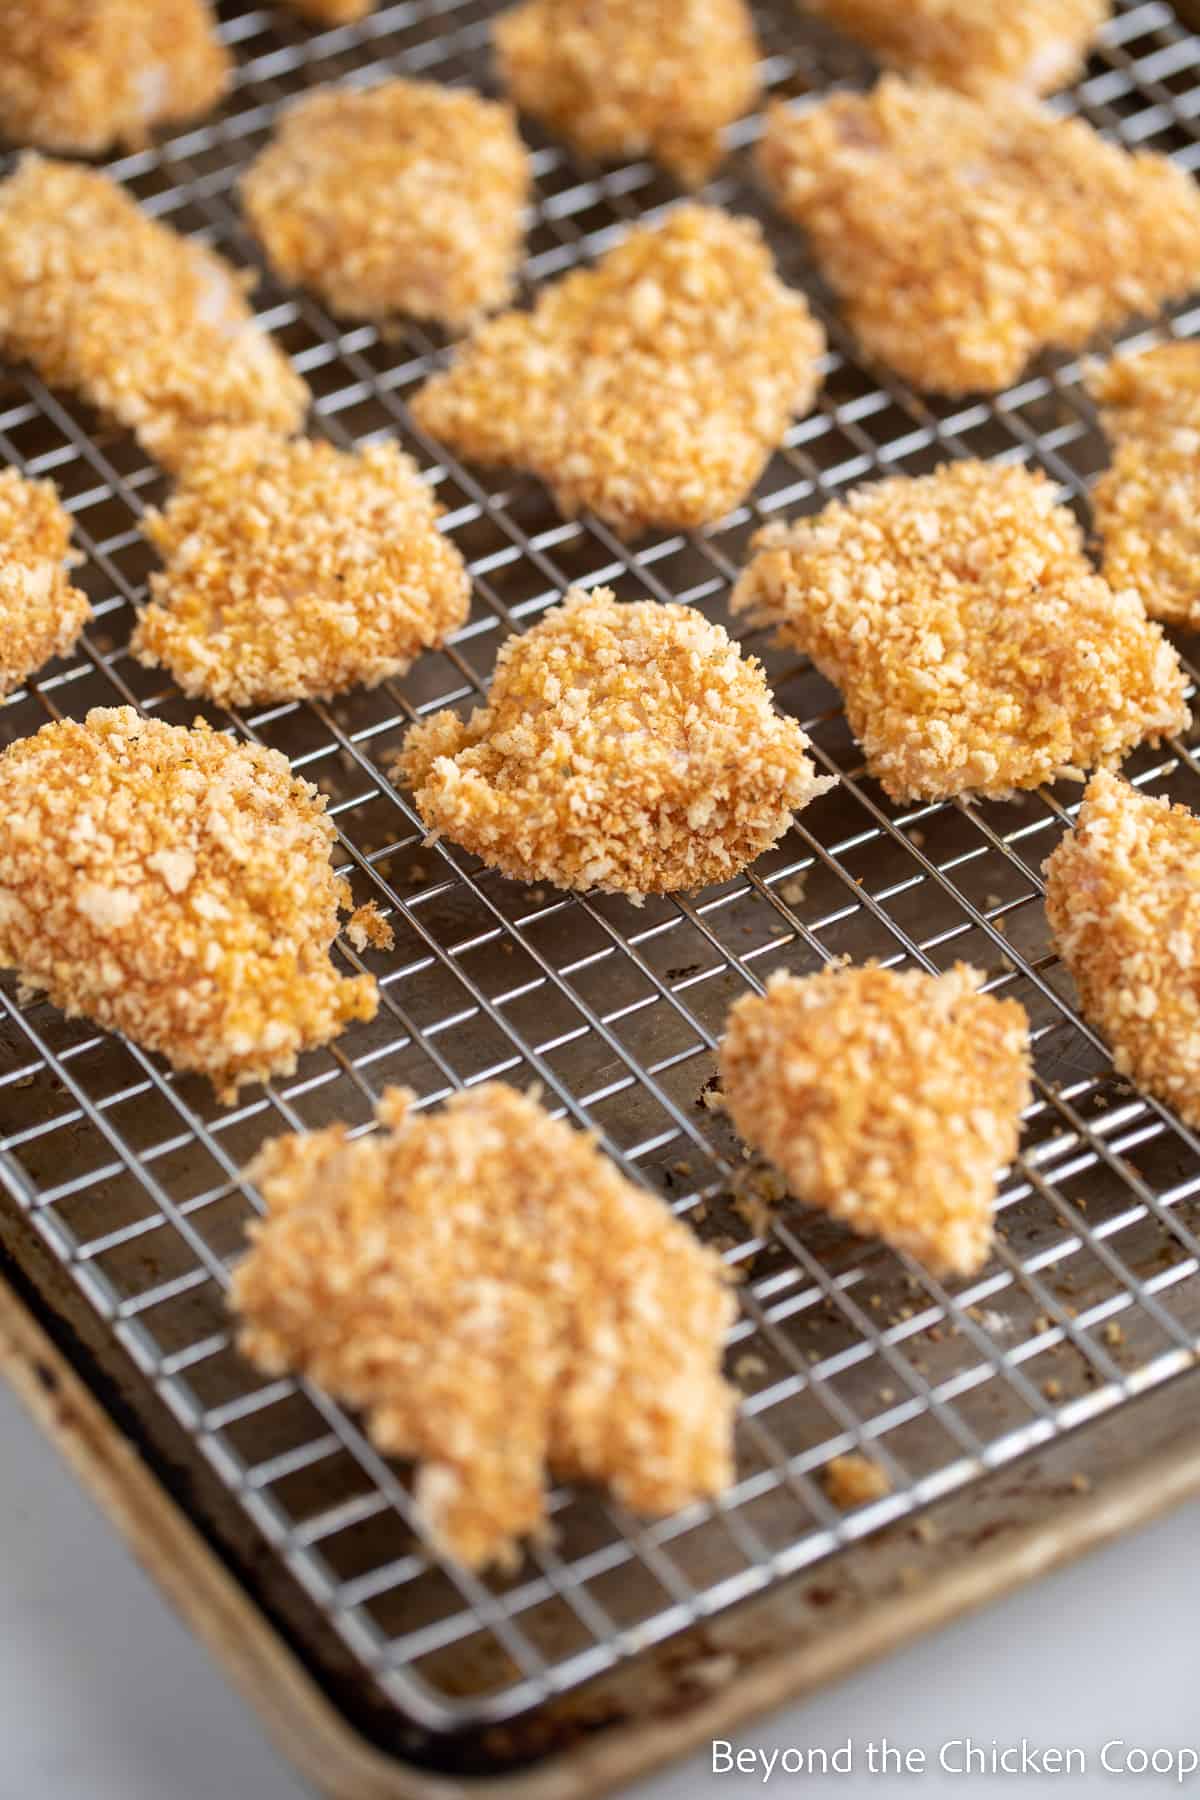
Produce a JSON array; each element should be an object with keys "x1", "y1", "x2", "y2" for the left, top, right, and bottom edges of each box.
[{"x1": 1, "y1": 0, "x2": 1199, "y2": 1741}]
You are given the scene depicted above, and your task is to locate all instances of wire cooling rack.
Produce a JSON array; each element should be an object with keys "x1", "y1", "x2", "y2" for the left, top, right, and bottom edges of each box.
[{"x1": 1, "y1": 0, "x2": 1200, "y2": 1751}]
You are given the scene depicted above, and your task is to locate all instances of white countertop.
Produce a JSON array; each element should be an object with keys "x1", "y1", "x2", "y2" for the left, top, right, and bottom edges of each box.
[{"x1": 0, "y1": 1376, "x2": 1194, "y2": 1800}]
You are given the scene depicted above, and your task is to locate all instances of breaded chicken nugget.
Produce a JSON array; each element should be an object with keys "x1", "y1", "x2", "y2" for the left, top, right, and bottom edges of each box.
[
  {"x1": 1045, "y1": 770, "x2": 1200, "y2": 1127},
  {"x1": 131, "y1": 428, "x2": 470, "y2": 706},
  {"x1": 732, "y1": 461, "x2": 1188, "y2": 803},
  {"x1": 0, "y1": 0, "x2": 231, "y2": 153},
  {"x1": 0, "y1": 467, "x2": 91, "y2": 700},
  {"x1": 241, "y1": 81, "x2": 530, "y2": 331},
  {"x1": 494, "y1": 0, "x2": 760, "y2": 187},
  {"x1": 758, "y1": 77, "x2": 1200, "y2": 395},
  {"x1": 1088, "y1": 343, "x2": 1200, "y2": 631},
  {"x1": 0, "y1": 707, "x2": 376, "y2": 1099},
  {"x1": 232, "y1": 1082, "x2": 736, "y2": 1570},
  {"x1": 799, "y1": 0, "x2": 1109, "y2": 97},
  {"x1": 720, "y1": 963, "x2": 1032, "y2": 1278},
  {"x1": 397, "y1": 587, "x2": 835, "y2": 902},
  {"x1": 0, "y1": 157, "x2": 309, "y2": 472},
  {"x1": 412, "y1": 205, "x2": 825, "y2": 535}
]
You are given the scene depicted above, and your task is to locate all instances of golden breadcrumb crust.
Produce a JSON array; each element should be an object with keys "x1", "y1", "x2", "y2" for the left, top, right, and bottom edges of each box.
[
  {"x1": 0, "y1": 466, "x2": 91, "y2": 700},
  {"x1": 720, "y1": 963, "x2": 1032, "y2": 1279},
  {"x1": 397, "y1": 587, "x2": 834, "y2": 902},
  {"x1": 412, "y1": 205, "x2": 825, "y2": 536},
  {"x1": 758, "y1": 77, "x2": 1200, "y2": 395},
  {"x1": 282, "y1": 0, "x2": 372, "y2": 19},
  {"x1": 0, "y1": 707, "x2": 376, "y2": 1100},
  {"x1": 493, "y1": 0, "x2": 760, "y2": 187},
  {"x1": 823, "y1": 1451, "x2": 891, "y2": 1509},
  {"x1": 1044, "y1": 770, "x2": 1200, "y2": 1127},
  {"x1": 241, "y1": 81, "x2": 530, "y2": 331},
  {"x1": 131, "y1": 427, "x2": 470, "y2": 707},
  {"x1": 1088, "y1": 343, "x2": 1200, "y2": 630},
  {"x1": 732, "y1": 460, "x2": 1188, "y2": 803},
  {"x1": 800, "y1": 0, "x2": 1109, "y2": 96},
  {"x1": 0, "y1": 0, "x2": 231, "y2": 153},
  {"x1": 0, "y1": 157, "x2": 309, "y2": 472},
  {"x1": 232, "y1": 1082, "x2": 736, "y2": 1570}
]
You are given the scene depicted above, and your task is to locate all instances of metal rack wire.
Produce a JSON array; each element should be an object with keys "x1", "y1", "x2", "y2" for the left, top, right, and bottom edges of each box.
[{"x1": 0, "y1": 0, "x2": 1199, "y2": 1743}]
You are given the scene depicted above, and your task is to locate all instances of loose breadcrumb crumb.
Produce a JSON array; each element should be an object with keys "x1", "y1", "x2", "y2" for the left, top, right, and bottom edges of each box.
[
  {"x1": 0, "y1": 157, "x2": 308, "y2": 472},
  {"x1": 0, "y1": 467, "x2": 91, "y2": 700},
  {"x1": 731, "y1": 460, "x2": 1188, "y2": 802},
  {"x1": 232, "y1": 1082, "x2": 736, "y2": 1570},
  {"x1": 345, "y1": 901, "x2": 394, "y2": 954},
  {"x1": 283, "y1": 0, "x2": 371, "y2": 18},
  {"x1": 1045, "y1": 770, "x2": 1200, "y2": 1128},
  {"x1": 396, "y1": 587, "x2": 835, "y2": 902},
  {"x1": 719, "y1": 963, "x2": 1032, "y2": 1278},
  {"x1": 758, "y1": 77, "x2": 1200, "y2": 395},
  {"x1": 823, "y1": 1451, "x2": 892, "y2": 1509},
  {"x1": 1087, "y1": 343, "x2": 1200, "y2": 631},
  {"x1": 799, "y1": 0, "x2": 1109, "y2": 97},
  {"x1": 130, "y1": 428, "x2": 470, "y2": 706},
  {"x1": 241, "y1": 81, "x2": 530, "y2": 331},
  {"x1": 494, "y1": 0, "x2": 760, "y2": 187},
  {"x1": 0, "y1": 707, "x2": 376, "y2": 1100},
  {"x1": 0, "y1": 0, "x2": 231, "y2": 153},
  {"x1": 411, "y1": 204, "x2": 825, "y2": 536}
]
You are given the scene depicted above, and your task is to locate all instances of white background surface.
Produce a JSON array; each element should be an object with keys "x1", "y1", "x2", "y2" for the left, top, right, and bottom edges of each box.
[{"x1": 0, "y1": 1380, "x2": 1196, "y2": 1800}]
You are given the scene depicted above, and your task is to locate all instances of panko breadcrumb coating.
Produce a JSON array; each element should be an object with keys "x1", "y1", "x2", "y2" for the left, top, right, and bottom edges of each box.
[
  {"x1": 0, "y1": 0, "x2": 231, "y2": 153},
  {"x1": 0, "y1": 467, "x2": 91, "y2": 700},
  {"x1": 130, "y1": 428, "x2": 470, "y2": 707},
  {"x1": 397, "y1": 587, "x2": 835, "y2": 902},
  {"x1": 0, "y1": 157, "x2": 309, "y2": 472},
  {"x1": 494, "y1": 0, "x2": 760, "y2": 187},
  {"x1": 799, "y1": 0, "x2": 1109, "y2": 97},
  {"x1": 0, "y1": 707, "x2": 376, "y2": 1099},
  {"x1": 1045, "y1": 770, "x2": 1200, "y2": 1127},
  {"x1": 1088, "y1": 343, "x2": 1200, "y2": 631},
  {"x1": 232, "y1": 1082, "x2": 736, "y2": 1570},
  {"x1": 758, "y1": 77, "x2": 1200, "y2": 395},
  {"x1": 720, "y1": 964, "x2": 1032, "y2": 1279},
  {"x1": 731, "y1": 460, "x2": 1188, "y2": 803},
  {"x1": 412, "y1": 205, "x2": 825, "y2": 535},
  {"x1": 241, "y1": 81, "x2": 530, "y2": 332}
]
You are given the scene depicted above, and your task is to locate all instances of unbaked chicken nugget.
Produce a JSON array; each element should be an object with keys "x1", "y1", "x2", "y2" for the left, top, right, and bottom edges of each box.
[
  {"x1": 758, "y1": 77, "x2": 1200, "y2": 394},
  {"x1": 799, "y1": 0, "x2": 1109, "y2": 97},
  {"x1": 1088, "y1": 343, "x2": 1200, "y2": 631},
  {"x1": 411, "y1": 205, "x2": 825, "y2": 535},
  {"x1": 0, "y1": 707, "x2": 376, "y2": 1099},
  {"x1": 720, "y1": 963, "x2": 1032, "y2": 1278},
  {"x1": 0, "y1": 467, "x2": 91, "y2": 700},
  {"x1": 131, "y1": 428, "x2": 470, "y2": 706},
  {"x1": 732, "y1": 460, "x2": 1188, "y2": 803},
  {"x1": 1045, "y1": 770, "x2": 1200, "y2": 1127},
  {"x1": 494, "y1": 0, "x2": 760, "y2": 187},
  {"x1": 232, "y1": 1082, "x2": 736, "y2": 1570},
  {"x1": 397, "y1": 587, "x2": 835, "y2": 901},
  {"x1": 0, "y1": 0, "x2": 231, "y2": 153},
  {"x1": 0, "y1": 157, "x2": 308, "y2": 472},
  {"x1": 241, "y1": 81, "x2": 530, "y2": 331}
]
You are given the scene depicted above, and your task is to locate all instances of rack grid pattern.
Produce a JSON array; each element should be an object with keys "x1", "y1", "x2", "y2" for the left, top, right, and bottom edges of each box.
[{"x1": 1, "y1": 0, "x2": 1200, "y2": 1737}]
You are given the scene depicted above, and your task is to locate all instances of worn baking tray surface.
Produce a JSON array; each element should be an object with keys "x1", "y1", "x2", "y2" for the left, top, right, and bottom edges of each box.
[{"x1": 0, "y1": 0, "x2": 1199, "y2": 1784}]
